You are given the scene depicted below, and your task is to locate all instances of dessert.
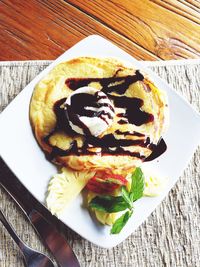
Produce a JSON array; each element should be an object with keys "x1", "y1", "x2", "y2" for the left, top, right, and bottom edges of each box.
[
  {"x1": 65, "y1": 86, "x2": 115, "y2": 137},
  {"x1": 30, "y1": 57, "x2": 169, "y2": 233}
]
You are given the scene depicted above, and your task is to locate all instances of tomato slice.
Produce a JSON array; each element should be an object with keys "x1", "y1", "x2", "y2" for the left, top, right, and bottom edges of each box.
[{"x1": 86, "y1": 172, "x2": 127, "y2": 194}]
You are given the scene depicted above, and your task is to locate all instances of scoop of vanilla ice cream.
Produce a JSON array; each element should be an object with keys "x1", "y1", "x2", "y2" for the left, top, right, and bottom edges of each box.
[{"x1": 64, "y1": 87, "x2": 115, "y2": 136}]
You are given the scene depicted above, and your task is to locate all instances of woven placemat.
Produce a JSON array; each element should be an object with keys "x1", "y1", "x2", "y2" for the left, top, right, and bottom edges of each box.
[{"x1": 0, "y1": 60, "x2": 200, "y2": 267}]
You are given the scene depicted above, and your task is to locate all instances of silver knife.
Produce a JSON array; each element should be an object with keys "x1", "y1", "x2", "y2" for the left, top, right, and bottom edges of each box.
[{"x1": 0, "y1": 161, "x2": 80, "y2": 267}]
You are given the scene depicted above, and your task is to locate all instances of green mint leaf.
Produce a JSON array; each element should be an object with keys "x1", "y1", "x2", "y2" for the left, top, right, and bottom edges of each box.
[
  {"x1": 130, "y1": 167, "x2": 144, "y2": 202},
  {"x1": 89, "y1": 195, "x2": 129, "y2": 213},
  {"x1": 121, "y1": 186, "x2": 132, "y2": 209},
  {"x1": 110, "y1": 210, "x2": 133, "y2": 234}
]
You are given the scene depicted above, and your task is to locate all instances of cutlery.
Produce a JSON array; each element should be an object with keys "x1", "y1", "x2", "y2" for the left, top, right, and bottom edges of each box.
[
  {"x1": 0, "y1": 160, "x2": 80, "y2": 267},
  {"x1": 0, "y1": 209, "x2": 55, "y2": 267}
]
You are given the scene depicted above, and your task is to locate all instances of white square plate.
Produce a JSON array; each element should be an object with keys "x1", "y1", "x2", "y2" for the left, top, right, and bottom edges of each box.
[{"x1": 1, "y1": 35, "x2": 200, "y2": 248}]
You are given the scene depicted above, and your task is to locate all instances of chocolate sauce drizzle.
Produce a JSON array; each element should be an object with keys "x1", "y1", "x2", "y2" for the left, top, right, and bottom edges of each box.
[
  {"x1": 49, "y1": 132, "x2": 148, "y2": 159},
  {"x1": 144, "y1": 138, "x2": 167, "y2": 162},
  {"x1": 65, "y1": 70, "x2": 144, "y2": 95},
  {"x1": 53, "y1": 98, "x2": 75, "y2": 134},
  {"x1": 110, "y1": 95, "x2": 154, "y2": 126},
  {"x1": 45, "y1": 71, "x2": 167, "y2": 161},
  {"x1": 115, "y1": 130, "x2": 145, "y2": 137},
  {"x1": 118, "y1": 119, "x2": 127, "y2": 125}
]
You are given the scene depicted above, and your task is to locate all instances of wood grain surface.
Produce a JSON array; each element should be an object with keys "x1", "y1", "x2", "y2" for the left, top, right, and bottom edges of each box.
[
  {"x1": 0, "y1": 0, "x2": 199, "y2": 60},
  {"x1": 68, "y1": 0, "x2": 200, "y2": 59}
]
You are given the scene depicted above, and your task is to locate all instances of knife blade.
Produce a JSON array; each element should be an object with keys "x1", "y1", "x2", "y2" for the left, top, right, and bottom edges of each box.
[{"x1": 0, "y1": 160, "x2": 80, "y2": 267}]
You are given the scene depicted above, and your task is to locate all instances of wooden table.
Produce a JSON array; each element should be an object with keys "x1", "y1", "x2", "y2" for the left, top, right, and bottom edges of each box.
[{"x1": 0, "y1": 0, "x2": 200, "y2": 61}]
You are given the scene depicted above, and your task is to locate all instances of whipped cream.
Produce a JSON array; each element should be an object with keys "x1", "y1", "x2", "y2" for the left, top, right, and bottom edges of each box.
[{"x1": 64, "y1": 87, "x2": 115, "y2": 137}]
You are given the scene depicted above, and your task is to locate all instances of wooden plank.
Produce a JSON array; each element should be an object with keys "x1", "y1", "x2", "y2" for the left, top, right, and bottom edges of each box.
[
  {"x1": 151, "y1": 0, "x2": 200, "y2": 24},
  {"x1": 0, "y1": 0, "x2": 159, "y2": 61},
  {"x1": 67, "y1": 0, "x2": 200, "y2": 59}
]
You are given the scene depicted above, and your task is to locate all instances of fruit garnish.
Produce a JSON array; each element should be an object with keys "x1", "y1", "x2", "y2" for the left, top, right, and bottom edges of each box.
[
  {"x1": 86, "y1": 172, "x2": 127, "y2": 194},
  {"x1": 89, "y1": 167, "x2": 145, "y2": 234},
  {"x1": 46, "y1": 167, "x2": 94, "y2": 216}
]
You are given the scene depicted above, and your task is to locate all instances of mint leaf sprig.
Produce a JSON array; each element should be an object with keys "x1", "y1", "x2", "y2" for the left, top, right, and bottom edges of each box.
[
  {"x1": 88, "y1": 167, "x2": 145, "y2": 234},
  {"x1": 110, "y1": 210, "x2": 133, "y2": 234},
  {"x1": 89, "y1": 195, "x2": 130, "y2": 213},
  {"x1": 130, "y1": 167, "x2": 144, "y2": 202}
]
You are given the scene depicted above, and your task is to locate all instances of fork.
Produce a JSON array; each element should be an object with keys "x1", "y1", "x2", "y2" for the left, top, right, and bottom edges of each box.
[{"x1": 0, "y1": 209, "x2": 55, "y2": 267}]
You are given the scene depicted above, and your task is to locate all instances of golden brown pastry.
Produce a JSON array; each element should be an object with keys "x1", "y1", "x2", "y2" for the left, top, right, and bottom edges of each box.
[{"x1": 30, "y1": 57, "x2": 168, "y2": 173}]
